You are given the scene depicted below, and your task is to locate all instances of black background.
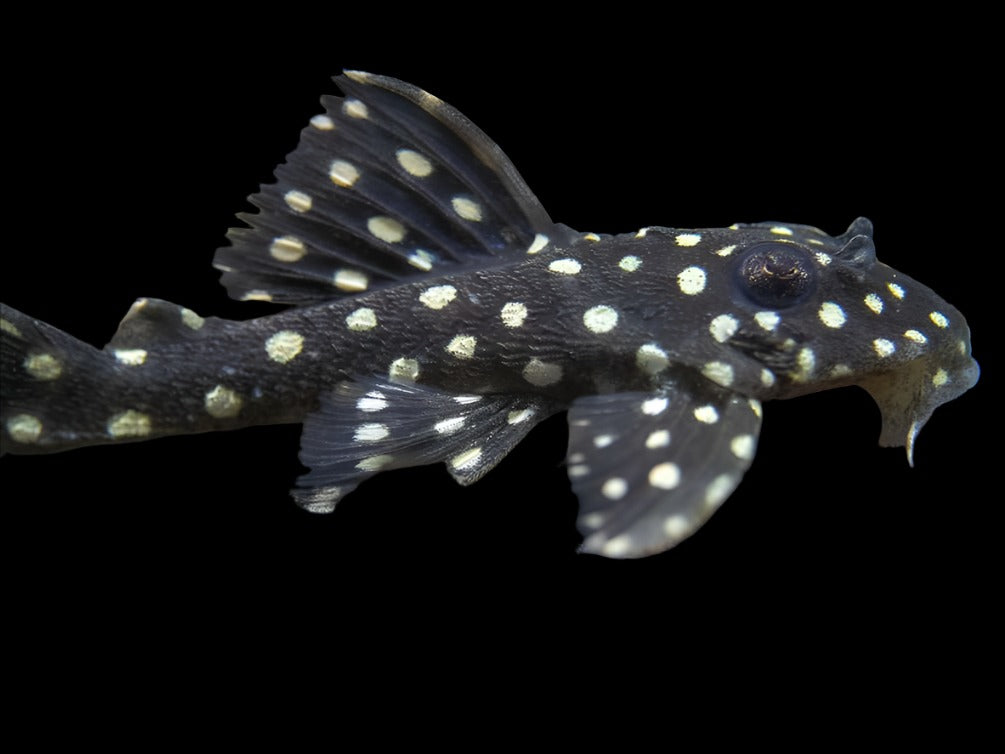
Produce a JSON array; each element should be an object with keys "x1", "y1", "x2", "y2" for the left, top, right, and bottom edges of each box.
[{"x1": 1, "y1": 17, "x2": 996, "y2": 680}]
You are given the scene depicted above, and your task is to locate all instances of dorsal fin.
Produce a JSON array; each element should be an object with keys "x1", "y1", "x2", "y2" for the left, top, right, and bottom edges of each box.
[{"x1": 214, "y1": 71, "x2": 575, "y2": 306}]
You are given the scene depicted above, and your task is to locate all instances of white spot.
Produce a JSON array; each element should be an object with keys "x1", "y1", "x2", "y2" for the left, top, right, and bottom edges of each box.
[
  {"x1": 241, "y1": 291, "x2": 273, "y2": 302},
  {"x1": 636, "y1": 343, "x2": 669, "y2": 375},
  {"x1": 343, "y1": 98, "x2": 368, "y2": 119},
  {"x1": 433, "y1": 417, "x2": 466, "y2": 436},
  {"x1": 645, "y1": 429, "x2": 670, "y2": 449},
  {"x1": 568, "y1": 464, "x2": 590, "y2": 478},
  {"x1": 693, "y1": 405, "x2": 719, "y2": 424},
  {"x1": 181, "y1": 308, "x2": 205, "y2": 330},
  {"x1": 702, "y1": 361, "x2": 734, "y2": 388},
  {"x1": 677, "y1": 266, "x2": 707, "y2": 295},
  {"x1": 619, "y1": 255, "x2": 642, "y2": 272},
  {"x1": 7, "y1": 414, "x2": 42, "y2": 444},
  {"x1": 808, "y1": 238, "x2": 825, "y2": 246},
  {"x1": 818, "y1": 301, "x2": 847, "y2": 329},
  {"x1": 704, "y1": 474, "x2": 734, "y2": 508},
  {"x1": 265, "y1": 331, "x2": 304, "y2": 364},
  {"x1": 593, "y1": 434, "x2": 615, "y2": 448},
  {"x1": 641, "y1": 396, "x2": 668, "y2": 415},
  {"x1": 635, "y1": 227, "x2": 649, "y2": 238},
  {"x1": 310, "y1": 114, "x2": 335, "y2": 130},
  {"x1": 548, "y1": 258, "x2": 581, "y2": 275},
  {"x1": 283, "y1": 190, "x2": 312, "y2": 213},
  {"x1": 760, "y1": 368, "x2": 776, "y2": 387},
  {"x1": 601, "y1": 535, "x2": 634, "y2": 558},
  {"x1": 419, "y1": 285, "x2": 457, "y2": 310},
  {"x1": 329, "y1": 159, "x2": 360, "y2": 187},
  {"x1": 602, "y1": 477, "x2": 628, "y2": 500},
  {"x1": 354, "y1": 423, "x2": 390, "y2": 443},
  {"x1": 904, "y1": 329, "x2": 928, "y2": 345},
  {"x1": 451, "y1": 197, "x2": 483, "y2": 221},
  {"x1": 582, "y1": 513, "x2": 605, "y2": 529},
  {"x1": 583, "y1": 232, "x2": 601, "y2": 242},
  {"x1": 568, "y1": 453, "x2": 586, "y2": 463},
  {"x1": 663, "y1": 515, "x2": 690, "y2": 539},
  {"x1": 526, "y1": 233, "x2": 549, "y2": 254},
  {"x1": 407, "y1": 249, "x2": 434, "y2": 271},
  {"x1": 388, "y1": 357, "x2": 420, "y2": 383},
  {"x1": 367, "y1": 216, "x2": 406, "y2": 244},
  {"x1": 709, "y1": 314, "x2": 739, "y2": 343},
  {"x1": 583, "y1": 305, "x2": 619, "y2": 333},
  {"x1": 675, "y1": 233, "x2": 701, "y2": 247},
  {"x1": 730, "y1": 434, "x2": 755, "y2": 461},
  {"x1": 25, "y1": 353, "x2": 63, "y2": 380},
  {"x1": 205, "y1": 385, "x2": 243, "y2": 419},
  {"x1": 770, "y1": 226, "x2": 794, "y2": 236},
  {"x1": 107, "y1": 410, "x2": 151, "y2": 439},
  {"x1": 932, "y1": 368, "x2": 950, "y2": 387},
  {"x1": 357, "y1": 455, "x2": 393, "y2": 472},
  {"x1": 522, "y1": 358, "x2": 562, "y2": 386},
  {"x1": 507, "y1": 408, "x2": 535, "y2": 425},
  {"x1": 929, "y1": 311, "x2": 950, "y2": 329},
  {"x1": 346, "y1": 307, "x2": 378, "y2": 331},
  {"x1": 357, "y1": 391, "x2": 388, "y2": 412},
  {"x1": 269, "y1": 236, "x2": 307, "y2": 263},
  {"x1": 873, "y1": 338, "x2": 896, "y2": 358},
  {"x1": 453, "y1": 395, "x2": 482, "y2": 405},
  {"x1": 500, "y1": 302, "x2": 528, "y2": 328},
  {"x1": 1, "y1": 318, "x2": 23, "y2": 338},
  {"x1": 864, "y1": 293, "x2": 884, "y2": 314},
  {"x1": 793, "y1": 347, "x2": 816, "y2": 381},
  {"x1": 396, "y1": 149, "x2": 434, "y2": 177},
  {"x1": 113, "y1": 349, "x2": 147, "y2": 366},
  {"x1": 446, "y1": 334, "x2": 477, "y2": 359},
  {"x1": 755, "y1": 311, "x2": 780, "y2": 331},
  {"x1": 648, "y1": 462, "x2": 681, "y2": 490},
  {"x1": 748, "y1": 398, "x2": 762, "y2": 418},
  {"x1": 715, "y1": 245, "x2": 738, "y2": 257},
  {"x1": 887, "y1": 282, "x2": 906, "y2": 300},
  {"x1": 830, "y1": 364, "x2": 853, "y2": 378},
  {"x1": 450, "y1": 447, "x2": 483, "y2": 471},
  {"x1": 814, "y1": 252, "x2": 833, "y2": 266}
]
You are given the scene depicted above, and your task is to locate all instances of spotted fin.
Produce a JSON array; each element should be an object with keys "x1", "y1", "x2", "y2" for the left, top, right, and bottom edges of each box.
[
  {"x1": 216, "y1": 71, "x2": 575, "y2": 305},
  {"x1": 293, "y1": 379, "x2": 556, "y2": 512},
  {"x1": 567, "y1": 381, "x2": 763, "y2": 558},
  {"x1": 105, "y1": 297, "x2": 213, "y2": 350}
]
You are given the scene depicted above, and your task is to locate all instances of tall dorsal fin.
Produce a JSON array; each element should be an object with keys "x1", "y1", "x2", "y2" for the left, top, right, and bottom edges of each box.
[{"x1": 214, "y1": 71, "x2": 575, "y2": 306}]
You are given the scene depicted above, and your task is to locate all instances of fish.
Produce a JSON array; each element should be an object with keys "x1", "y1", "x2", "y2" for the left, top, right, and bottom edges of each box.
[{"x1": 0, "y1": 71, "x2": 980, "y2": 559}]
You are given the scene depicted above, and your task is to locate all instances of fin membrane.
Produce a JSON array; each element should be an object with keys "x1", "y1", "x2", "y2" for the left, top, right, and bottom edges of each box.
[{"x1": 216, "y1": 71, "x2": 576, "y2": 306}]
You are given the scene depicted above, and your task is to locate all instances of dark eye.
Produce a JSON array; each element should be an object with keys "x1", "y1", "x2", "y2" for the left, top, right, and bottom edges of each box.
[{"x1": 737, "y1": 243, "x2": 816, "y2": 308}]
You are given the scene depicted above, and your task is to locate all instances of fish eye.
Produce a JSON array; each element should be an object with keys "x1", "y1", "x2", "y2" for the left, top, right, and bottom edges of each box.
[{"x1": 737, "y1": 243, "x2": 816, "y2": 308}]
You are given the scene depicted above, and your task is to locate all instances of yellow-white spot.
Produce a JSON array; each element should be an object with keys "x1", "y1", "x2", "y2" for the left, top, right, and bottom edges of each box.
[
  {"x1": 648, "y1": 462, "x2": 681, "y2": 490},
  {"x1": 645, "y1": 429, "x2": 670, "y2": 449},
  {"x1": 367, "y1": 216, "x2": 406, "y2": 244},
  {"x1": 446, "y1": 334, "x2": 477, "y2": 359},
  {"x1": 181, "y1": 308, "x2": 205, "y2": 330},
  {"x1": 283, "y1": 190, "x2": 312, "y2": 213},
  {"x1": 396, "y1": 149, "x2": 434, "y2": 177},
  {"x1": 450, "y1": 447, "x2": 482, "y2": 471},
  {"x1": 749, "y1": 398, "x2": 762, "y2": 418},
  {"x1": 389, "y1": 357, "x2": 420, "y2": 383},
  {"x1": 754, "y1": 311, "x2": 780, "y2": 331},
  {"x1": 675, "y1": 233, "x2": 701, "y2": 247},
  {"x1": 357, "y1": 391, "x2": 388, "y2": 412},
  {"x1": 107, "y1": 410, "x2": 151, "y2": 439},
  {"x1": 642, "y1": 396, "x2": 668, "y2": 415},
  {"x1": 808, "y1": 238, "x2": 825, "y2": 246},
  {"x1": 715, "y1": 245, "x2": 738, "y2": 257},
  {"x1": 583, "y1": 232, "x2": 601, "y2": 242},
  {"x1": 770, "y1": 226, "x2": 793, "y2": 236},
  {"x1": 25, "y1": 353, "x2": 63, "y2": 380},
  {"x1": 693, "y1": 405, "x2": 719, "y2": 424},
  {"x1": 583, "y1": 305, "x2": 619, "y2": 334},
  {"x1": 310, "y1": 114, "x2": 335, "y2": 130},
  {"x1": 818, "y1": 301, "x2": 847, "y2": 329},
  {"x1": 522, "y1": 358, "x2": 562, "y2": 386},
  {"x1": 241, "y1": 290, "x2": 273, "y2": 302},
  {"x1": 568, "y1": 464, "x2": 590, "y2": 478},
  {"x1": 887, "y1": 282, "x2": 905, "y2": 300},
  {"x1": 435, "y1": 417, "x2": 465, "y2": 434},
  {"x1": 932, "y1": 367, "x2": 950, "y2": 387},
  {"x1": 269, "y1": 236, "x2": 307, "y2": 263},
  {"x1": 904, "y1": 329, "x2": 927, "y2": 345},
  {"x1": 636, "y1": 343, "x2": 669, "y2": 375},
  {"x1": 500, "y1": 302, "x2": 528, "y2": 328},
  {"x1": 582, "y1": 513, "x2": 605, "y2": 529},
  {"x1": 333, "y1": 269, "x2": 369, "y2": 292},
  {"x1": 830, "y1": 364, "x2": 853, "y2": 378},
  {"x1": 113, "y1": 349, "x2": 147, "y2": 367},
  {"x1": 407, "y1": 249, "x2": 434, "y2": 271},
  {"x1": 419, "y1": 285, "x2": 457, "y2": 310},
  {"x1": 1, "y1": 318, "x2": 22, "y2": 338},
  {"x1": 701, "y1": 361, "x2": 734, "y2": 388},
  {"x1": 454, "y1": 395, "x2": 482, "y2": 405},
  {"x1": 354, "y1": 423, "x2": 390, "y2": 443},
  {"x1": 345, "y1": 307, "x2": 378, "y2": 332},
  {"x1": 864, "y1": 293, "x2": 884, "y2": 314},
  {"x1": 343, "y1": 99, "x2": 368, "y2": 119},
  {"x1": 265, "y1": 331, "x2": 305, "y2": 364},
  {"x1": 204, "y1": 385, "x2": 243, "y2": 419},
  {"x1": 7, "y1": 414, "x2": 42, "y2": 444},
  {"x1": 507, "y1": 408, "x2": 535, "y2": 425},
  {"x1": 677, "y1": 266, "x2": 707, "y2": 295},
  {"x1": 602, "y1": 477, "x2": 629, "y2": 500},
  {"x1": 619, "y1": 255, "x2": 642, "y2": 272},
  {"x1": 929, "y1": 311, "x2": 949, "y2": 329},
  {"x1": 451, "y1": 197, "x2": 483, "y2": 221},
  {"x1": 704, "y1": 474, "x2": 734, "y2": 508},
  {"x1": 635, "y1": 227, "x2": 649, "y2": 238},
  {"x1": 814, "y1": 252, "x2": 833, "y2": 266},
  {"x1": 709, "y1": 314, "x2": 739, "y2": 343},
  {"x1": 873, "y1": 338, "x2": 896, "y2": 358},
  {"x1": 548, "y1": 258, "x2": 581, "y2": 275},
  {"x1": 760, "y1": 368, "x2": 776, "y2": 387},
  {"x1": 593, "y1": 434, "x2": 615, "y2": 448},
  {"x1": 329, "y1": 159, "x2": 361, "y2": 187},
  {"x1": 601, "y1": 535, "x2": 634, "y2": 558},
  {"x1": 357, "y1": 455, "x2": 393, "y2": 472},
  {"x1": 663, "y1": 515, "x2": 690, "y2": 539},
  {"x1": 730, "y1": 434, "x2": 755, "y2": 461},
  {"x1": 793, "y1": 347, "x2": 816, "y2": 381},
  {"x1": 526, "y1": 233, "x2": 549, "y2": 254}
]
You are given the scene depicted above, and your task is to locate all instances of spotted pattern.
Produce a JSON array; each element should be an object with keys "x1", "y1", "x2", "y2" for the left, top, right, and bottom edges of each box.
[
  {"x1": 283, "y1": 190, "x2": 312, "y2": 213},
  {"x1": 435, "y1": 417, "x2": 465, "y2": 434},
  {"x1": 357, "y1": 455, "x2": 393, "y2": 472},
  {"x1": 500, "y1": 302, "x2": 528, "y2": 328},
  {"x1": 451, "y1": 197, "x2": 483, "y2": 221},
  {"x1": 677, "y1": 266, "x2": 707, "y2": 295},
  {"x1": 675, "y1": 233, "x2": 701, "y2": 247},
  {"x1": 7, "y1": 414, "x2": 42, "y2": 444},
  {"x1": 526, "y1": 234, "x2": 549, "y2": 254},
  {"x1": 645, "y1": 429, "x2": 670, "y2": 448},
  {"x1": 507, "y1": 408, "x2": 534, "y2": 425},
  {"x1": 354, "y1": 423, "x2": 390, "y2": 443},
  {"x1": 715, "y1": 245, "x2": 737, "y2": 257},
  {"x1": 408, "y1": 250, "x2": 434, "y2": 271},
  {"x1": 113, "y1": 349, "x2": 147, "y2": 366},
  {"x1": 583, "y1": 305, "x2": 619, "y2": 334},
  {"x1": 814, "y1": 252, "x2": 833, "y2": 266},
  {"x1": 343, "y1": 99, "x2": 369, "y2": 119},
  {"x1": 396, "y1": 149, "x2": 434, "y2": 177},
  {"x1": 888, "y1": 282, "x2": 905, "y2": 300},
  {"x1": 818, "y1": 301, "x2": 847, "y2": 329},
  {"x1": 701, "y1": 361, "x2": 734, "y2": 388},
  {"x1": 265, "y1": 331, "x2": 305, "y2": 364},
  {"x1": 864, "y1": 293, "x2": 884, "y2": 315},
  {"x1": 619, "y1": 255, "x2": 642, "y2": 272},
  {"x1": 446, "y1": 335, "x2": 477, "y2": 359},
  {"x1": 310, "y1": 114, "x2": 334, "y2": 130},
  {"x1": 1, "y1": 318, "x2": 22, "y2": 338},
  {"x1": 522, "y1": 358, "x2": 562, "y2": 386},
  {"x1": 601, "y1": 478, "x2": 629, "y2": 501},
  {"x1": 760, "y1": 369, "x2": 776, "y2": 387},
  {"x1": 730, "y1": 434, "x2": 755, "y2": 460},
  {"x1": 389, "y1": 357, "x2": 420, "y2": 383},
  {"x1": 709, "y1": 314, "x2": 739, "y2": 343},
  {"x1": 648, "y1": 462, "x2": 681, "y2": 489},
  {"x1": 663, "y1": 515, "x2": 690, "y2": 539},
  {"x1": 704, "y1": 474, "x2": 734, "y2": 508},
  {"x1": 793, "y1": 347, "x2": 816, "y2": 381},
  {"x1": 549, "y1": 258, "x2": 581, "y2": 275},
  {"x1": 269, "y1": 236, "x2": 307, "y2": 263},
  {"x1": 205, "y1": 385, "x2": 243, "y2": 419},
  {"x1": 333, "y1": 269, "x2": 368, "y2": 292},
  {"x1": 930, "y1": 311, "x2": 949, "y2": 329},
  {"x1": 694, "y1": 405, "x2": 718, "y2": 424},
  {"x1": 367, "y1": 216, "x2": 406, "y2": 244},
  {"x1": 873, "y1": 338, "x2": 896, "y2": 358},
  {"x1": 419, "y1": 285, "x2": 457, "y2": 310},
  {"x1": 770, "y1": 226, "x2": 793, "y2": 236},
  {"x1": 107, "y1": 410, "x2": 151, "y2": 439},
  {"x1": 636, "y1": 344, "x2": 669, "y2": 375},
  {"x1": 181, "y1": 308, "x2": 205, "y2": 330},
  {"x1": 450, "y1": 447, "x2": 482, "y2": 471},
  {"x1": 329, "y1": 159, "x2": 361, "y2": 187},
  {"x1": 346, "y1": 307, "x2": 378, "y2": 332},
  {"x1": 25, "y1": 353, "x2": 63, "y2": 380},
  {"x1": 755, "y1": 311, "x2": 780, "y2": 331},
  {"x1": 904, "y1": 329, "x2": 927, "y2": 345},
  {"x1": 932, "y1": 368, "x2": 949, "y2": 387},
  {"x1": 357, "y1": 391, "x2": 388, "y2": 412},
  {"x1": 642, "y1": 396, "x2": 668, "y2": 415}
]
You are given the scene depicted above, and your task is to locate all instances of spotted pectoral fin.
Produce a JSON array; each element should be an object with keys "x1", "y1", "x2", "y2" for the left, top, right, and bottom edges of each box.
[
  {"x1": 293, "y1": 379, "x2": 555, "y2": 512},
  {"x1": 216, "y1": 71, "x2": 578, "y2": 306},
  {"x1": 567, "y1": 381, "x2": 763, "y2": 558}
]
